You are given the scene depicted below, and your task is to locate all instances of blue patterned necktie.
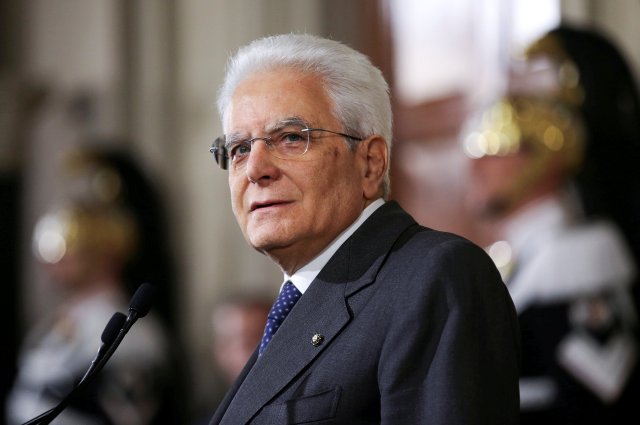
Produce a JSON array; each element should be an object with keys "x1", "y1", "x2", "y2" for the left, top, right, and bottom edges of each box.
[{"x1": 259, "y1": 281, "x2": 302, "y2": 356}]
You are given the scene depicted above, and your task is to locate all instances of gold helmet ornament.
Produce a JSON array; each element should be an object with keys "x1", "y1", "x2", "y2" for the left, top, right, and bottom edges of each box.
[
  {"x1": 463, "y1": 31, "x2": 587, "y2": 215},
  {"x1": 33, "y1": 202, "x2": 137, "y2": 265},
  {"x1": 33, "y1": 147, "x2": 139, "y2": 265},
  {"x1": 464, "y1": 95, "x2": 585, "y2": 169}
]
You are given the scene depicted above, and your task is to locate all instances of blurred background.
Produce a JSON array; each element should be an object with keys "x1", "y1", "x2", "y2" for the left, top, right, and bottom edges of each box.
[{"x1": 2, "y1": 0, "x2": 639, "y2": 422}]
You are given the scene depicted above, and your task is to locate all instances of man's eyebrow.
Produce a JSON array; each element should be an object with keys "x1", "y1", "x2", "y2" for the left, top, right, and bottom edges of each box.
[
  {"x1": 266, "y1": 117, "x2": 308, "y2": 132},
  {"x1": 224, "y1": 132, "x2": 248, "y2": 148}
]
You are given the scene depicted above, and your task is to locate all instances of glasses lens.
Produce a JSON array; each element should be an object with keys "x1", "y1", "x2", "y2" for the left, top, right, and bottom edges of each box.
[
  {"x1": 228, "y1": 141, "x2": 252, "y2": 164},
  {"x1": 213, "y1": 125, "x2": 312, "y2": 170},
  {"x1": 272, "y1": 126, "x2": 310, "y2": 158}
]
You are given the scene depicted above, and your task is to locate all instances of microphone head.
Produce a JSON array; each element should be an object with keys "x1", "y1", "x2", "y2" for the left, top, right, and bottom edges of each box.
[
  {"x1": 102, "y1": 312, "x2": 127, "y2": 344},
  {"x1": 128, "y1": 283, "x2": 156, "y2": 318}
]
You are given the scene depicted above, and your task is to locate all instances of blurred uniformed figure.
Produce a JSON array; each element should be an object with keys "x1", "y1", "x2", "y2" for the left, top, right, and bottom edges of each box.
[
  {"x1": 464, "y1": 25, "x2": 640, "y2": 424},
  {"x1": 6, "y1": 148, "x2": 174, "y2": 425}
]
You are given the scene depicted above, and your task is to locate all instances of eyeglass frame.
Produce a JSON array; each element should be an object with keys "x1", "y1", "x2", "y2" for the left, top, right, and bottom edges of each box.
[{"x1": 209, "y1": 124, "x2": 363, "y2": 170}]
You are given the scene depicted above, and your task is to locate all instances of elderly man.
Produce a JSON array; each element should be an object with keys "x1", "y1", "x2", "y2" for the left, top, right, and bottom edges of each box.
[{"x1": 208, "y1": 33, "x2": 520, "y2": 424}]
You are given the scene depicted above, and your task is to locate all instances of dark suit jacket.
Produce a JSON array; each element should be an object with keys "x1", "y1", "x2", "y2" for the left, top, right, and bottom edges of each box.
[{"x1": 210, "y1": 201, "x2": 520, "y2": 424}]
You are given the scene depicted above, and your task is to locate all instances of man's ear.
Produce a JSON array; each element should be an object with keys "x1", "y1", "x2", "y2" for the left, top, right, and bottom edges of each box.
[{"x1": 358, "y1": 135, "x2": 388, "y2": 200}]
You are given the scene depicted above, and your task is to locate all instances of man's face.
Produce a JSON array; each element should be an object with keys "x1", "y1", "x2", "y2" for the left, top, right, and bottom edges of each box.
[
  {"x1": 466, "y1": 145, "x2": 561, "y2": 220},
  {"x1": 226, "y1": 68, "x2": 368, "y2": 273},
  {"x1": 466, "y1": 153, "x2": 531, "y2": 218}
]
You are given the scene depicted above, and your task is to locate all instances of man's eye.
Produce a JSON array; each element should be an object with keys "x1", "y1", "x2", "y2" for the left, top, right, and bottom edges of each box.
[
  {"x1": 279, "y1": 131, "x2": 306, "y2": 144},
  {"x1": 229, "y1": 142, "x2": 251, "y2": 159}
]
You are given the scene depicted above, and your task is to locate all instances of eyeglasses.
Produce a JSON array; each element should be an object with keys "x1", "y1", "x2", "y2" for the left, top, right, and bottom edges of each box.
[{"x1": 209, "y1": 123, "x2": 362, "y2": 170}]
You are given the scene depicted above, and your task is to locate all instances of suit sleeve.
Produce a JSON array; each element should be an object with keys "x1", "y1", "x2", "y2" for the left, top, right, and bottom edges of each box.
[{"x1": 378, "y1": 237, "x2": 521, "y2": 425}]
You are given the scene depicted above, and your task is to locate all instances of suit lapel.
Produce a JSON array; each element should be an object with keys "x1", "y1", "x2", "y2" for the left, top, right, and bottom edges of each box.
[
  {"x1": 215, "y1": 202, "x2": 417, "y2": 424},
  {"x1": 219, "y1": 276, "x2": 352, "y2": 424},
  {"x1": 208, "y1": 349, "x2": 259, "y2": 425}
]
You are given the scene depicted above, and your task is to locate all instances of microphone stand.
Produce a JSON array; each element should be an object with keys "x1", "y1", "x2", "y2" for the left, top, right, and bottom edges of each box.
[{"x1": 22, "y1": 284, "x2": 156, "y2": 425}]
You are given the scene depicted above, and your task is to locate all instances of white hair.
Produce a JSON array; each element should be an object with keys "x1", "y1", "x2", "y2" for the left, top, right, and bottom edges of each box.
[{"x1": 216, "y1": 33, "x2": 393, "y2": 197}]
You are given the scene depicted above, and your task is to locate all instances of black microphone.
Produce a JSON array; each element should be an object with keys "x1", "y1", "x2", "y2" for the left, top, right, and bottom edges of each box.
[
  {"x1": 126, "y1": 281, "x2": 156, "y2": 321},
  {"x1": 79, "y1": 312, "x2": 127, "y2": 384},
  {"x1": 22, "y1": 283, "x2": 157, "y2": 425},
  {"x1": 21, "y1": 312, "x2": 128, "y2": 425}
]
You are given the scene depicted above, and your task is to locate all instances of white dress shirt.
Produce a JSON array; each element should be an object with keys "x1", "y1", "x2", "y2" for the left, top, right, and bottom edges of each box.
[{"x1": 284, "y1": 199, "x2": 385, "y2": 294}]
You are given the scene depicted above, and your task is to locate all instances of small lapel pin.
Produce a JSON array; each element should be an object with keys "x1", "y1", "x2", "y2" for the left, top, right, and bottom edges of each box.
[{"x1": 311, "y1": 333, "x2": 325, "y2": 347}]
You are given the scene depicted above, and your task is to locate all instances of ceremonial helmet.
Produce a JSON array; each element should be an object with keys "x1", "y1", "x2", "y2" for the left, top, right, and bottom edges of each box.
[
  {"x1": 33, "y1": 148, "x2": 138, "y2": 265},
  {"x1": 464, "y1": 25, "x2": 640, "y2": 220}
]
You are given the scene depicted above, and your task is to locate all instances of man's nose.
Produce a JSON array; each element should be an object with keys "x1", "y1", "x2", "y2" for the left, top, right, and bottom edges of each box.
[{"x1": 245, "y1": 139, "x2": 279, "y2": 184}]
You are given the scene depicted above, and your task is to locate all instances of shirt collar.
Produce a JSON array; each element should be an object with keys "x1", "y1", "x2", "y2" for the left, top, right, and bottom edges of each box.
[
  {"x1": 504, "y1": 192, "x2": 575, "y2": 261},
  {"x1": 284, "y1": 198, "x2": 385, "y2": 294}
]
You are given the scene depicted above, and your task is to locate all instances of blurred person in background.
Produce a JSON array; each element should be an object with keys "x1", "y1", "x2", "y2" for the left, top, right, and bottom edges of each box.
[
  {"x1": 195, "y1": 296, "x2": 271, "y2": 424},
  {"x1": 210, "y1": 296, "x2": 271, "y2": 387},
  {"x1": 6, "y1": 146, "x2": 181, "y2": 425},
  {"x1": 464, "y1": 25, "x2": 640, "y2": 424}
]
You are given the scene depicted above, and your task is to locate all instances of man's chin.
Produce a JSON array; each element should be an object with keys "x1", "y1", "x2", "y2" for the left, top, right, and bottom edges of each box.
[{"x1": 248, "y1": 234, "x2": 291, "y2": 255}]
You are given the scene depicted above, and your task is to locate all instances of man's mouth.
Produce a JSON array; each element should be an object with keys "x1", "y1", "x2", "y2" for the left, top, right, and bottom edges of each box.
[{"x1": 250, "y1": 200, "x2": 289, "y2": 212}]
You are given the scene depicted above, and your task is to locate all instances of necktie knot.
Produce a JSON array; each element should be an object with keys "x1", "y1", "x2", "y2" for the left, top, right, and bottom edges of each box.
[{"x1": 259, "y1": 281, "x2": 301, "y2": 356}]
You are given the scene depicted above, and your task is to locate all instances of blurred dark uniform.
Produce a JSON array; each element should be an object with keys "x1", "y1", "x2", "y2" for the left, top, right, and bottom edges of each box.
[
  {"x1": 6, "y1": 148, "x2": 176, "y2": 425},
  {"x1": 464, "y1": 25, "x2": 640, "y2": 424},
  {"x1": 6, "y1": 273, "x2": 170, "y2": 425}
]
